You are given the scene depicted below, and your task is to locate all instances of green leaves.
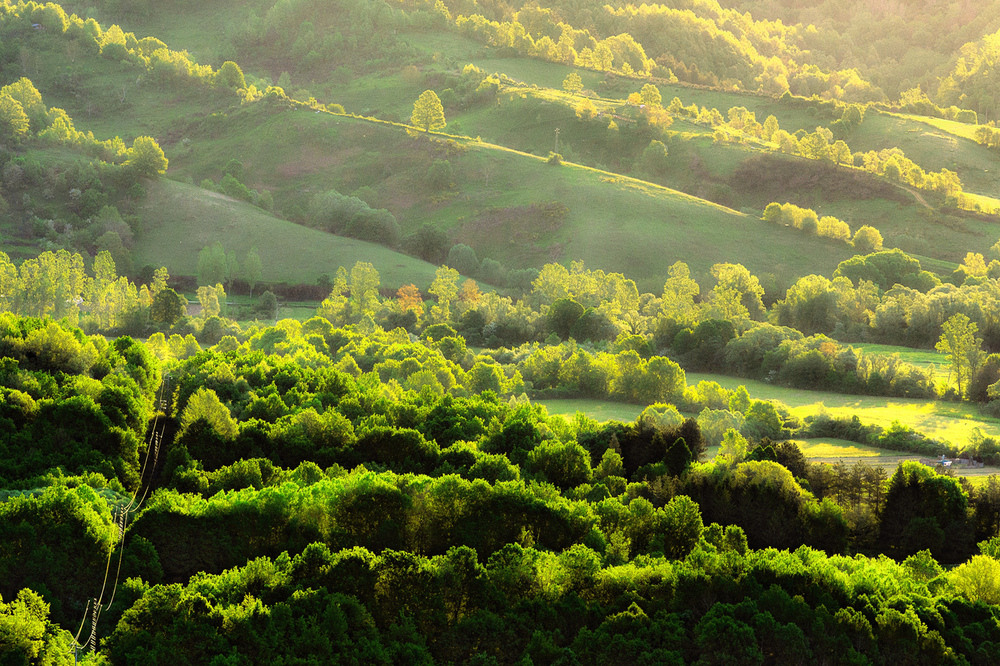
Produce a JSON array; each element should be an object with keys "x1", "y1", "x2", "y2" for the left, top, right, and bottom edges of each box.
[
  {"x1": 411, "y1": 90, "x2": 446, "y2": 133},
  {"x1": 179, "y1": 388, "x2": 238, "y2": 440},
  {"x1": 936, "y1": 312, "x2": 984, "y2": 398},
  {"x1": 125, "y1": 136, "x2": 168, "y2": 177}
]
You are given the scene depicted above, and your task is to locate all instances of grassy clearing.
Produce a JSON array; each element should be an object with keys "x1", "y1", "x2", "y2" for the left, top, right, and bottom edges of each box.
[
  {"x1": 276, "y1": 301, "x2": 321, "y2": 322},
  {"x1": 83, "y1": 97, "x2": 850, "y2": 293},
  {"x1": 795, "y1": 438, "x2": 888, "y2": 458},
  {"x1": 686, "y1": 371, "x2": 1000, "y2": 446},
  {"x1": 538, "y1": 400, "x2": 999, "y2": 481},
  {"x1": 894, "y1": 113, "x2": 983, "y2": 142},
  {"x1": 134, "y1": 179, "x2": 442, "y2": 288},
  {"x1": 538, "y1": 399, "x2": 645, "y2": 423},
  {"x1": 849, "y1": 343, "x2": 950, "y2": 384},
  {"x1": 444, "y1": 136, "x2": 855, "y2": 289},
  {"x1": 206, "y1": 294, "x2": 321, "y2": 326},
  {"x1": 794, "y1": 438, "x2": 1000, "y2": 483},
  {"x1": 857, "y1": 112, "x2": 997, "y2": 196},
  {"x1": 792, "y1": 439, "x2": 918, "y2": 473},
  {"x1": 450, "y1": 83, "x2": 990, "y2": 266}
]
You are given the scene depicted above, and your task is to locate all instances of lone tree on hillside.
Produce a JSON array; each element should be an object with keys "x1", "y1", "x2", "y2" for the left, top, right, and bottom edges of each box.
[
  {"x1": 411, "y1": 90, "x2": 446, "y2": 133},
  {"x1": 562, "y1": 72, "x2": 583, "y2": 93},
  {"x1": 216, "y1": 61, "x2": 246, "y2": 90},
  {"x1": 852, "y1": 225, "x2": 883, "y2": 253}
]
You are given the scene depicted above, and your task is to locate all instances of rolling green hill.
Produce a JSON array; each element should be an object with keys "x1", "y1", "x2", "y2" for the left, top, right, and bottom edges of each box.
[
  {"x1": 132, "y1": 107, "x2": 859, "y2": 291},
  {"x1": 132, "y1": 178, "x2": 443, "y2": 288},
  {"x1": 3, "y1": 0, "x2": 999, "y2": 295}
]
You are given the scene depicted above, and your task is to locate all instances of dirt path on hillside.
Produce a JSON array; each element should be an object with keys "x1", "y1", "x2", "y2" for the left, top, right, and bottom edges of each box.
[{"x1": 902, "y1": 186, "x2": 933, "y2": 210}]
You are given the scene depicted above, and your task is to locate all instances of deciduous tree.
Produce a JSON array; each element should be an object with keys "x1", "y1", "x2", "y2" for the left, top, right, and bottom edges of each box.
[
  {"x1": 244, "y1": 247, "x2": 262, "y2": 299},
  {"x1": 562, "y1": 72, "x2": 583, "y2": 93},
  {"x1": 852, "y1": 225, "x2": 883, "y2": 253},
  {"x1": 639, "y1": 83, "x2": 662, "y2": 108},
  {"x1": 126, "y1": 136, "x2": 168, "y2": 176},
  {"x1": 0, "y1": 94, "x2": 29, "y2": 146},
  {"x1": 429, "y1": 266, "x2": 460, "y2": 324},
  {"x1": 936, "y1": 313, "x2": 984, "y2": 398},
  {"x1": 150, "y1": 288, "x2": 186, "y2": 325},
  {"x1": 411, "y1": 90, "x2": 446, "y2": 133}
]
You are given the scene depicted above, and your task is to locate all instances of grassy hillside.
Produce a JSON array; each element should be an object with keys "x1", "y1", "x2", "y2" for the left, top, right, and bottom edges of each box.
[
  {"x1": 4, "y1": 0, "x2": 998, "y2": 297},
  {"x1": 133, "y1": 179, "x2": 442, "y2": 288},
  {"x1": 165, "y1": 104, "x2": 860, "y2": 290}
]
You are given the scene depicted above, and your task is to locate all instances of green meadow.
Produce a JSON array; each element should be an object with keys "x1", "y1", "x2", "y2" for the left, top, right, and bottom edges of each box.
[
  {"x1": 538, "y1": 398, "x2": 647, "y2": 423},
  {"x1": 685, "y1": 371, "x2": 1000, "y2": 445},
  {"x1": 155, "y1": 104, "x2": 858, "y2": 289},
  {"x1": 850, "y1": 343, "x2": 951, "y2": 383},
  {"x1": 538, "y1": 399, "x2": 1000, "y2": 482},
  {"x1": 134, "y1": 179, "x2": 442, "y2": 288},
  {"x1": 15, "y1": 8, "x2": 999, "y2": 294}
]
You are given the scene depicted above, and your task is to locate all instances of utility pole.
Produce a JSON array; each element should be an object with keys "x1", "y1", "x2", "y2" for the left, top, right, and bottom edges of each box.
[{"x1": 554, "y1": 127, "x2": 560, "y2": 154}]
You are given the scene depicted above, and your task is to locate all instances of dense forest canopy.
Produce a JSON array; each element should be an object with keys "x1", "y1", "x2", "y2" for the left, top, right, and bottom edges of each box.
[{"x1": 3, "y1": 311, "x2": 1000, "y2": 662}]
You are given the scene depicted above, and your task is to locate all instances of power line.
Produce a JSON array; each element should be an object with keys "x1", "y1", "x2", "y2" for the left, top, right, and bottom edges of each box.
[
  {"x1": 102, "y1": 511, "x2": 130, "y2": 612},
  {"x1": 67, "y1": 373, "x2": 170, "y2": 655}
]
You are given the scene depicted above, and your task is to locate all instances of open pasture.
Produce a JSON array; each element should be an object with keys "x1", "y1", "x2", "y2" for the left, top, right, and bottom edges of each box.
[
  {"x1": 538, "y1": 399, "x2": 646, "y2": 423},
  {"x1": 686, "y1": 372, "x2": 1000, "y2": 446},
  {"x1": 849, "y1": 343, "x2": 950, "y2": 384}
]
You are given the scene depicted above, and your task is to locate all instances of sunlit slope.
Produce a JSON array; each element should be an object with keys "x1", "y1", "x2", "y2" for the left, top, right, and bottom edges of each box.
[
  {"x1": 133, "y1": 179, "x2": 442, "y2": 288},
  {"x1": 13, "y1": 1, "x2": 994, "y2": 288},
  {"x1": 165, "y1": 104, "x2": 854, "y2": 289}
]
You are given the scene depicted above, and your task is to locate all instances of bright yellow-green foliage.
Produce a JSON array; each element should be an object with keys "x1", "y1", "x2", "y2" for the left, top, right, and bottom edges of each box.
[
  {"x1": 562, "y1": 72, "x2": 583, "y2": 93},
  {"x1": 0, "y1": 94, "x2": 28, "y2": 144},
  {"x1": 180, "y1": 387, "x2": 238, "y2": 439},
  {"x1": 639, "y1": 83, "x2": 662, "y2": 108},
  {"x1": 126, "y1": 136, "x2": 168, "y2": 175},
  {"x1": 852, "y1": 226, "x2": 883, "y2": 253},
  {"x1": 936, "y1": 313, "x2": 984, "y2": 399},
  {"x1": 762, "y1": 202, "x2": 853, "y2": 243},
  {"x1": 950, "y1": 555, "x2": 1000, "y2": 604},
  {"x1": 429, "y1": 265, "x2": 460, "y2": 323},
  {"x1": 938, "y1": 29, "x2": 1000, "y2": 119},
  {"x1": 411, "y1": 89, "x2": 446, "y2": 132},
  {"x1": 687, "y1": 370, "x2": 1000, "y2": 445},
  {"x1": 0, "y1": 249, "x2": 151, "y2": 331},
  {"x1": 444, "y1": 0, "x2": 880, "y2": 100}
]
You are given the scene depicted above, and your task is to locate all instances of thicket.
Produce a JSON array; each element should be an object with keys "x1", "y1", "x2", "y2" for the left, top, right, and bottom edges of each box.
[
  {"x1": 227, "y1": 253, "x2": 1000, "y2": 409},
  {"x1": 410, "y1": 0, "x2": 885, "y2": 102},
  {"x1": 0, "y1": 313, "x2": 160, "y2": 487},
  {"x1": 722, "y1": 0, "x2": 1000, "y2": 117},
  {"x1": 16, "y1": 243, "x2": 999, "y2": 410}
]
